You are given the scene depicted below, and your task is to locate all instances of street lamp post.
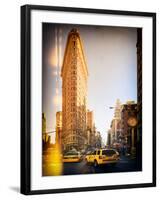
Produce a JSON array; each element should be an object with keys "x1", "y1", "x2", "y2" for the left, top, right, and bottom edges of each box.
[{"x1": 127, "y1": 117, "x2": 138, "y2": 157}]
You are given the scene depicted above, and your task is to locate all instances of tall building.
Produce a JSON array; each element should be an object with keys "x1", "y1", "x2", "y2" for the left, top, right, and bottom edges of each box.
[
  {"x1": 56, "y1": 111, "x2": 62, "y2": 145},
  {"x1": 61, "y1": 29, "x2": 89, "y2": 151},
  {"x1": 121, "y1": 101, "x2": 137, "y2": 152},
  {"x1": 42, "y1": 113, "x2": 50, "y2": 147},
  {"x1": 107, "y1": 129, "x2": 111, "y2": 147},
  {"x1": 136, "y1": 28, "x2": 142, "y2": 162},
  {"x1": 42, "y1": 113, "x2": 46, "y2": 138},
  {"x1": 87, "y1": 110, "x2": 94, "y2": 131},
  {"x1": 42, "y1": 113, "x2": 47, "y2": 142},
  {"x1": 109, "y1": 99, "x2": 122, "y2": 145},
  {"x1": 113, "y1": 99, "x2": 122, "y2": 142},
  {"x1": 95, "y1": 131, "x2": 102, "y2": 148},
  {"x1": 114, "y1": 99, "x2": 122, "y2": 119},
  {"x1": 86, "y1": 110, "x2": 94, "y2": 146}
]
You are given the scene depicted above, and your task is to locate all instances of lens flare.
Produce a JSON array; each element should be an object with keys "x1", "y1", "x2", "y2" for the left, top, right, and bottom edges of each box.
[
  {"x1": 49, "y1": 46, "x2": 58, "y2": 68},
  {"x1": 43, "y1": 143, "x2": 63, "y2": 176},
  {"x1": 53, "y1": 95, "x2": 62, "y2": 106}
]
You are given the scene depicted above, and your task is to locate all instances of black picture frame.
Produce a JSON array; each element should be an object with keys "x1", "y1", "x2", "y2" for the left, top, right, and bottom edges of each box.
[{"x1": 21, "y1": 4, "x2": 156, "y2": 195}]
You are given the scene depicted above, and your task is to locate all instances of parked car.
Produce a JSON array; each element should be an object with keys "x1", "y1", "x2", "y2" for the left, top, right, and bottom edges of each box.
[
  {"x1": 63, "y1": 150, "x2": 82, "y2": 163},
  {"x1": 85, "y1": 148, "x2": 120, "y2": 167}
]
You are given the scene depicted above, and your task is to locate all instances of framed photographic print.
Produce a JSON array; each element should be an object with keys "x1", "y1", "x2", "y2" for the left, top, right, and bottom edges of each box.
[{"x1": 21, "y1": 4, "x2": 156, "y2": 195}]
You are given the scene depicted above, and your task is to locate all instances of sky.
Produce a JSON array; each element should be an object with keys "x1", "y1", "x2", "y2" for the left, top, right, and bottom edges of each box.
[{"x1": 42, "y1": 23, "x2": 137, "y2": 144}]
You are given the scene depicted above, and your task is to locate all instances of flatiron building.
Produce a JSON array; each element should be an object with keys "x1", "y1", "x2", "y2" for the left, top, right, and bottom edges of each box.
[{"x1": 61, "y1": 29, "x2": 88, "y2": 151}]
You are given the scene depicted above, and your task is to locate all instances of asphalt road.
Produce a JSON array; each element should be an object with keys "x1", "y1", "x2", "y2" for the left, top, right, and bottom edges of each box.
[{"x1": 43, "y1": 155, "x2": 142, "y2": 176}]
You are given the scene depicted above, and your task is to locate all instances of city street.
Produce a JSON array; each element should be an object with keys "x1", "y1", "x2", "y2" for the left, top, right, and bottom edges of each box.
[{"x1": 43, "y1": 155, "x2": 142, "y2": 176}]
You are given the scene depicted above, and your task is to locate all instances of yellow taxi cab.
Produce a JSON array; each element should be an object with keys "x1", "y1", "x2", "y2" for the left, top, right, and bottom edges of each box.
[
  {"x1": 63, "y1": 150, "x2": 82, "y2": 163},
  {"x1": 85, "y1": 148, "x2": 120, "y2": 167}
]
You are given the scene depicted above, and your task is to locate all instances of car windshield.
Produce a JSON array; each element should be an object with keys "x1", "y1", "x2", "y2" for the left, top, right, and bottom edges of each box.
[
  {"x1": 86, "y1": 151, "x2": 91, "y2": 155},
  {"x1": 102, "y1": 150, "x2": 116, "y2": 156}
]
